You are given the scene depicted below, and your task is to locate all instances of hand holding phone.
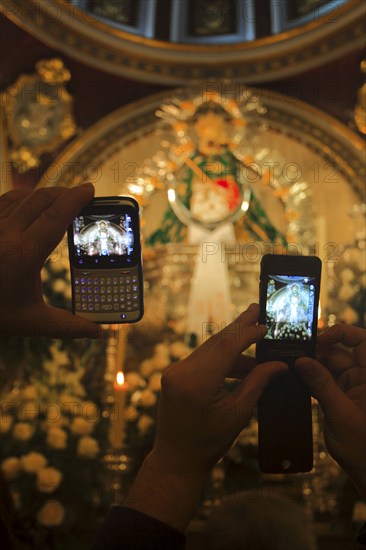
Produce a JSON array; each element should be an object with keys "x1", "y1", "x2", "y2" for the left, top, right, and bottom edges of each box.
[
  {"x1": 256, "y1": 253, "x2": 321, "y2": 473},
  {"x1": 68, "y1": 196, "x2": 144, "y2": 324}
]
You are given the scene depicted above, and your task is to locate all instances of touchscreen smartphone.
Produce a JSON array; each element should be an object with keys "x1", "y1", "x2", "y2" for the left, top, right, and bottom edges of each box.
[
  {"x1": 67, "y1": 196, "x2": 143, "y2": 323},
  {"x1": 256, "y1": 253, "x2": 321, "y2": 473},
  {"x1": 257, "y1": 254, "x2": 321, "y2": 362}
]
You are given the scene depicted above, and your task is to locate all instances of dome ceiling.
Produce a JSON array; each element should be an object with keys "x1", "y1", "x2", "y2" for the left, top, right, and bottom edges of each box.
[{"x1": 2, "y1": 0, "x2": 365, "y2": 83}]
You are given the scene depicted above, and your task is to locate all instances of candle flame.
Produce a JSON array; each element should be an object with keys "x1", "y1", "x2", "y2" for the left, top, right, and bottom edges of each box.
[
  {"x1": 318, "y1": 304, "x2": 325, "y2": 329},
  {"x1": 116, "y1": 371, "x2": 124, "y2": 386}
]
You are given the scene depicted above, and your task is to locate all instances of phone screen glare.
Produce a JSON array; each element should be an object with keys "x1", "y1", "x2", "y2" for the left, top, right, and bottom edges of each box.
[{"x1": 264, "y1": 274, "x2": 316, "y2": 341}]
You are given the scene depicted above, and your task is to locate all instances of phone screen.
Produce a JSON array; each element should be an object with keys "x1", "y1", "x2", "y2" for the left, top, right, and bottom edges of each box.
[
  {"x1": 70, "y1": 205, "x2": 139, "y2": 269},
  {"x1": 264, "y1": 274, "x2": 316, "y2": 341}
]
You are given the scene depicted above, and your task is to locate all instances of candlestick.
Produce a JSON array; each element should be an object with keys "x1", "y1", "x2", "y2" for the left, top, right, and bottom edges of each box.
[
  {"x1": 317, "y1": 216, "x2": 328, "y2": 314},
  {"x1": 108, "y1": 324, "x2": 131, "y2": 449},
  {"x1": 110, "y1": 370, "x2": 128, "y2": 449}
]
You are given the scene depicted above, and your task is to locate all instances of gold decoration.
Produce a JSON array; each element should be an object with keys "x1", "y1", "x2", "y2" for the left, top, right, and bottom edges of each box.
[
  {"x1": 36, "y1": 58, "x2": 71, "y2": 85},
  {"x1": 0, "y1": 101, "x2": 12, "y2": 193},
  {"x1": 1, "y1": 58, "x2": 77, "y2": 173},
  {"x1": 140, "y1": 88, "x2": 317, "y2": 243},
  {"x1": 354, "y1": 60, "x2": 366, "y2": 135}
]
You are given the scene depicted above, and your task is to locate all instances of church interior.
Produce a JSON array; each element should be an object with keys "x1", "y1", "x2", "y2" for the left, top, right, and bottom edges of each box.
[{"x1": 0, "y1": 1, "x2": 365, "y2": 549}]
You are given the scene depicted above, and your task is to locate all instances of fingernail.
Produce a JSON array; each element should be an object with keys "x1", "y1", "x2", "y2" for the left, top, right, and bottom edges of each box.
[{"x1": 78, "y1": 182, "x2": 94, "y2": 190}]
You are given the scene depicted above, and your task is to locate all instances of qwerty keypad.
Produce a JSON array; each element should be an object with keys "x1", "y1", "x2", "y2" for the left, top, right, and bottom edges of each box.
[{"x1": 74, "y1": 274, "x2": 140, "y2": 313}]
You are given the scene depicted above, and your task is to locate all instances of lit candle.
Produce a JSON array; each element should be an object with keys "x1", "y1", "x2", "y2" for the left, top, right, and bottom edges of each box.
[
  {"x1": 110, "y1": 370, "x2": 128, "y2": 449},
  {"x1": 109, "y1": 324, "x2": 130, "y2": 449}
]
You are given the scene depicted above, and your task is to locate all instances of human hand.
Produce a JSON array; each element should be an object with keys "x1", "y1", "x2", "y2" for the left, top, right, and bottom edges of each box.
[
  {"x1": 151, "y1": 303, "x2": 288, "y2": 478},
  {"x1": 124, "y1": 304, "x2": 287, "y2": 530},
  {"x1": 0, "y1": 184, "x2": 102, "y2": 339},
  {"x1": 295, "y1": 324, "x2": 366, "y2": 498}
]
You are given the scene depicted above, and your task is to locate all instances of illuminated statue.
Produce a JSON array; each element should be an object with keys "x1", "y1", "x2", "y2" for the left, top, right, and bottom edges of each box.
[{"x1": 148, "y1": 109, "x2": 287, "y2": 246}]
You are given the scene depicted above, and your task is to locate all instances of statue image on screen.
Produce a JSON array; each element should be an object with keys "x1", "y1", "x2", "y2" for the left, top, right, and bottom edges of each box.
[
  {"x1": 74, "y1": 217, "x2": 132, "y2": 257},
  {"x1": 265, "y1": 276, "x2": 315, "y2": 341}
]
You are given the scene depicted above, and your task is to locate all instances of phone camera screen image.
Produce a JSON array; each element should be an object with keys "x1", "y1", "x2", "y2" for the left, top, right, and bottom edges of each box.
[
  {"x1": 264, "y1": 275, "x2": 316, "y2": 341},
  {"x1": 71, "y1": 207, "x2": 138, "y2": 268}
]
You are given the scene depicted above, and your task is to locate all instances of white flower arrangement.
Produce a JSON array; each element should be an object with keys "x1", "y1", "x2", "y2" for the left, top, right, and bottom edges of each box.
[
  {"x1": 329, "y1": 236, "x2": 366, "y2": 327},
  {"x1": 37, "y1": 467, "x2": 63, "y2": 493},
  {"x1": 137, "y1": 415, "x2": 154, "y2": 434},
  {"x1": 152, "y1": 354, "x2": 170, "y2": 371},
  {"x1": 77, "y1": 436, "x2": 100, "y2": 458},
  {"x1": 12, "y1": 422, "x2": 35, "y2": 441},
  {"x1": 169, "y1": 341, "x2": 191, "y2": 359},
  {"x1": 53, "y1": 278, "x2": 68, "y2": 294},
  {"x1": 0, "y1": 414, "x2": 13, "y2": 434},
  {"x1": 46, "y1": 427, "x2": 68, "y2": 449},
  {"x1": 124, "y1": 372, "x2": 146, "y2": 391},
  {"x1": 1, "y1": 456, "x2": 21, "y2": 480},
  {"x1": 44, "y1": 413, "x2": 69, "y2": 430},
  {"x1": 136, "y1": 389, "x2": 157, "y2": 408},
  {"x1": 37, "y1": 499, "x2": 65, "y2": 527},
  {"x1": 21, "y1": 385, "x2": 38, "y2": 401},
  {"x1": 0, "y1": 253, "x2": 110, "y2": 547},
  {"x1": 70, "y1": 416, "x2": 95, "y2": 436},
  {"x1": 82, "y1": 401, "x2": 101, "y2": 422},
  {"x1": 1, "y1": 384, "x2": 105, "y2": 545},
  {"x1": 338, "y1": 284, "x2": 356, "y2": 302},
  {"x1": 125, "y1": 334, "x2": 195, "y2": 449},
  {"x1": 125, "y1": 405, "x2": 138, "y2": 422},
  {"x1": 139, "y1": 358, "x2": 156, "y2": 378},
  {"x1": 147, "y1": 373, "x2": 162, "y2": 392},
  {"x1": 21, "y1": 452, "x2": 48, "y2": 473}
]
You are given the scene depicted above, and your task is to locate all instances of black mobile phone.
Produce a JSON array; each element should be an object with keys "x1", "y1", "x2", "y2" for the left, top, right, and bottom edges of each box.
[
  {"x1": 67, "y1": 196, "x2": 144, "y2": 323},
  {"x1": 256, "y1": 253, "x2": 321, "y2": 473}
]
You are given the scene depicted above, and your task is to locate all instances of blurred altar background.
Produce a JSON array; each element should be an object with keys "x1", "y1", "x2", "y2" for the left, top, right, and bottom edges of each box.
[{"x1": 0, "y1": 1, "x2": 365, "y2": 549}]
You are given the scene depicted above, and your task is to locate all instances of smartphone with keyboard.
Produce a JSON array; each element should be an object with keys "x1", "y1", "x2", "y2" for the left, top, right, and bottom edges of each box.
[{"x1": 67, "y1": 196, "x2": 143, "y2": 323}]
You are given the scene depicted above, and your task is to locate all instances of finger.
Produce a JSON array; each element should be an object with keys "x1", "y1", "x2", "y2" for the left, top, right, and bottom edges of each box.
[
  {"x1": 319, "y1": 324, "x2": 366, "y2": 368},
  {"x1": 0, "y1": 187, "x2": 31, "y2": 204},
  {"x1": 17, "y1": 304, "x2": 103, "y2": 339},
  {"x1": 337, "y1": 368, "x2": 366, "y2": 393},
  {"x1": 294, "y1": 356, "x2": 357, "y2": 427},
  {"x1": 316, "y1": 345, "x2": 353, "y2": 374},
  {"x1": 0, "y1": 188, "x2": 31, "y2": 217},
  {"x1": 230, "y1": 361, "x2": 288, "y2": 418},
  {"x1": 44, "y1": 306, "x2": 103, "y2": 339},
  {"x1": 205, "y1": 303, "x2": 265, "y2": 359},
  {"x1": 189, "y1": 304, "x2": 266, "y2": 387},
  {"x1": 318, "y1": 324, "x2": 366, "y2": 349},
  {"x1": 346, "y1": 386, "x2": 366, "y2": 408},
  {"x1": 226, "y1": 354, "x2": 257, "y2": 379},
  {"x1": 25, "y1": 183, "x2": 95, "y2": 252},
  {"x1": 10, "y1": 187, "x2": 67, "y2": 230}
]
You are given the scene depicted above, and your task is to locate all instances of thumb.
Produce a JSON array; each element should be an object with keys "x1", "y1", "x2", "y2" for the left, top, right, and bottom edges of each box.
[
  {"x1": 231, "y1": 361, "x2": 288, "y2": 419},
  {"x1": 294, "y1": 357, "x2": 353, "y2": 427},
  {"x1": 44, "y1": 307, "x2": 103, "y2": 339},
  {"x1": 21, "y1": 305, "x2": 103, "y2": 339}
]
